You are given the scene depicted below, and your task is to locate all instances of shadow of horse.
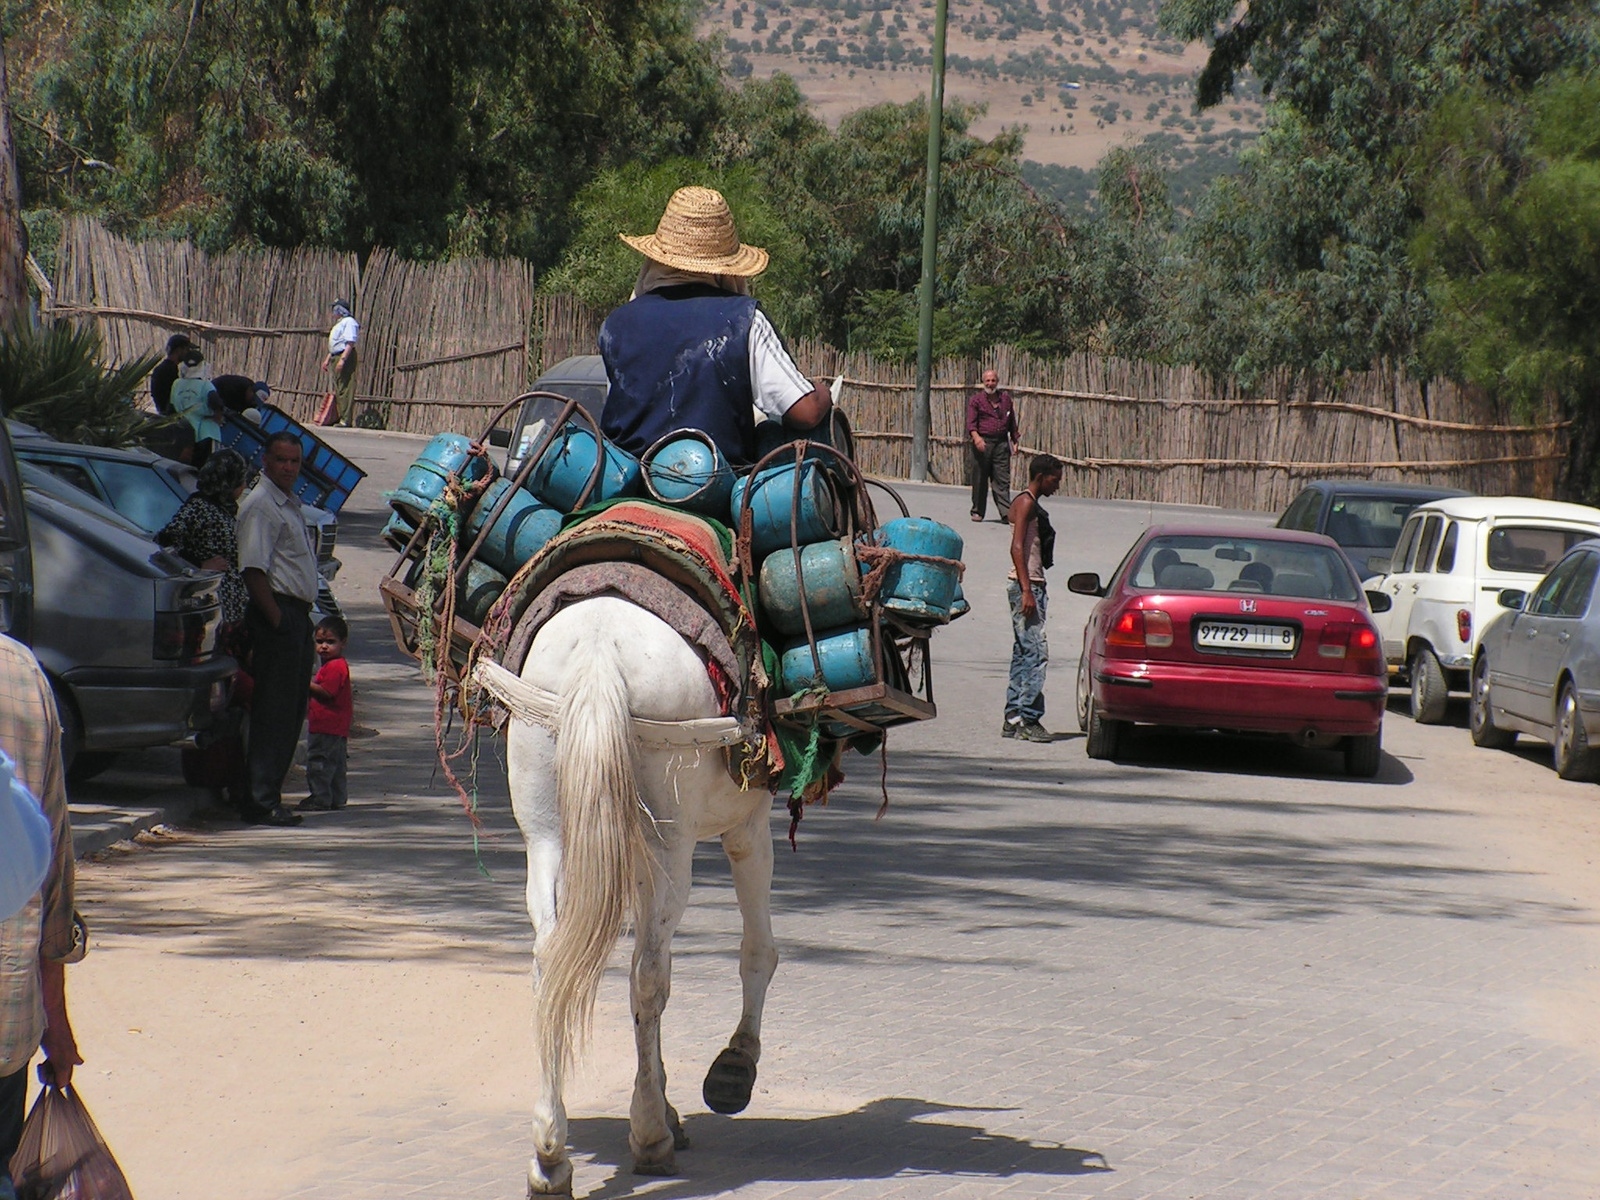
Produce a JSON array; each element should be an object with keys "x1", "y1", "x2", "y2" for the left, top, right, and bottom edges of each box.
[{"x1": 573, "y1": 1096, "x2": 1111, "y2": 1198}]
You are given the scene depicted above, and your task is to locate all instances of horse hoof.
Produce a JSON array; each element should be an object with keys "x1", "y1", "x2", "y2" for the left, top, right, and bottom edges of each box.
[
  {"x1": 528, "y1": 1153, "x2": 573, "y2": 1196},
  {"x1": 631, "y1": 1154, "x2": 678, "y2": 1177},
  {"x1": 671, "y1": 1122, "x2": 692, "y2": 1151},
  {"x1": 702, "y1": 1046, "x2": 757, "y2": 1114}
]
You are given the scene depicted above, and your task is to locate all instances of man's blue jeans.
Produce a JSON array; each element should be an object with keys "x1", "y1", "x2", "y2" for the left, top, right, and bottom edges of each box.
[{"x1": 1006, "y1": 579, "x2": 1048, "y2": 724}]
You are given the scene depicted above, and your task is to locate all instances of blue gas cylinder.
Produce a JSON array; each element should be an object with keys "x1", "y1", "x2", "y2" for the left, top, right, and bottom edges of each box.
[
  {"x1": 643, "y1": 432, "x2": 735, "y2": 516},
  {"x1": 463, "y1": 477, "x2": 563, "y2": 576},
  {"x1": 873, "y1": 518, "x2": 964, "y2": 622},
  {"x1": 730, "y1": 461, "x2": 839, "y2": 559},
  {"x1": 948, "y1": 580, "x2": 971, "y2": 620},
  {"x1": 388, "y1": 434, "x2": 489, "y2": 523},
  {"x1": 529, "y1": 424, "x2": 641, "y2": 513},
  {"x1": 759, "y1": 539, "x2": 866, "y2": 637},
  {"x1": 779, "y1": 625, "x2": 877, "y2": 694},
  {"x1": 381, "y1": 509, "x2": 418, "y2": 552},
  {"x1": 457, "y1": 559, "x2": 509, "y2": 627}
]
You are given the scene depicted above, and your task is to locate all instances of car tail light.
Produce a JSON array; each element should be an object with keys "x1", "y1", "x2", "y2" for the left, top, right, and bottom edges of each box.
[
  {"x1": 1318, "y1": 621, "x2": 1382, "y2": 671},
  {"x1": 1457, "y1": 608, "x2": 1472, "y2": 644},
  {"x1": 1106, "y1": 608, "x2": 1172, "y2": 648},
  {"x1": 154, "y1": 609, "x2": 218, "y2": 663},
  {"x1": 1144, "y1": 610, "x2": 1174, "y2": 648}
]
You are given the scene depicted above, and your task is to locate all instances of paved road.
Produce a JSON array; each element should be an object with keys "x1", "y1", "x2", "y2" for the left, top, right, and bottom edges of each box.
[{"x1": 59, "y1": 430, "x2": 1600, "y2": 1198}]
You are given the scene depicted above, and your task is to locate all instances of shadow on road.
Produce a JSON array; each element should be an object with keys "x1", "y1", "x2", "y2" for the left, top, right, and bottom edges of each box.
[{"x1": 571, "y1": 1096, "x2": 1110, "y2": 1199}]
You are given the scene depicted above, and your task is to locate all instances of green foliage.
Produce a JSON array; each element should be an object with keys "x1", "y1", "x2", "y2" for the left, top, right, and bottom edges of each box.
[
  {"x1": 1411, "y1": 72, "x2": 1600, "y2": 424},
  {"x1": 0, "y1": 320, "x2": 164, "y2": 447},
  {"x1": 8, "y1": 0, "x2": 724, "y2": 264}
]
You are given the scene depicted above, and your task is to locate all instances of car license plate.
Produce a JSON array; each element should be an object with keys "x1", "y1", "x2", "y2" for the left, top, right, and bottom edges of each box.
[{"x1": 1195, "y1": 622, "x2": 1297, "y2": 652}]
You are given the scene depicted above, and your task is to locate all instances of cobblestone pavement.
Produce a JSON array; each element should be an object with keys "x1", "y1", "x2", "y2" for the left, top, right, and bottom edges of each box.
[{"x1": 61, "y1": 430, "x2": 1600, "y2": 1199}]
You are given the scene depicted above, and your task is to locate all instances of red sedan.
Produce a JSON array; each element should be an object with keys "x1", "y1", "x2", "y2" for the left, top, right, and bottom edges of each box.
[{"x1": 1070, "y1": 526, "x2": 1391, "y2": 776}]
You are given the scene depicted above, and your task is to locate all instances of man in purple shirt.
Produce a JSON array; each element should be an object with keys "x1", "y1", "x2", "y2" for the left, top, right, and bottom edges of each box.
[{"x1": 966, "y1": 368, "x2": 1018, "y2": 522}]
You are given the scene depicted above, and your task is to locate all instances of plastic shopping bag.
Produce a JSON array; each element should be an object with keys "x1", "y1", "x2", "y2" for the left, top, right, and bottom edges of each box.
[{"x1": 8, "y1": 1082, "x2": 135, "y2": 1200}]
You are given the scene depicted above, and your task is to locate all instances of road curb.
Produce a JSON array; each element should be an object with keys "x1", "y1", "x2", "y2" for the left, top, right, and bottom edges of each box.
[{"x1": 69, "y1": 794, "x2": 206, "y2": 858}]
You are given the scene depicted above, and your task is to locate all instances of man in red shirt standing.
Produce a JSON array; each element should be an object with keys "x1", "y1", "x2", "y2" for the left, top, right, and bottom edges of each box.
[{"x1": 965, "y1": 368, "x2": 1018, "y2": 523}]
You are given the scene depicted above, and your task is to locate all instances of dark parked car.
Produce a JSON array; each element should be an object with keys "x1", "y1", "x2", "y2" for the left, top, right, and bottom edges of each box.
[
  {"x1": 1470, "y1": 539, "x2": 1600, "y2": 780},
  {"x1": 9, "y1": 421, "x2": 342, "y2": 613},
  {"x1": 502, "y1": 354, "x2": 612, "y2": 477},
  {"x1": 1276, "y1": 480, "x2": 1472, "y2": 580},
  {"x1": 1070, "y1": 525, "x2": 1391, "y2": 776},
  {"x1": 19, "y1": 461, "x2": 233, "y2": 776}
]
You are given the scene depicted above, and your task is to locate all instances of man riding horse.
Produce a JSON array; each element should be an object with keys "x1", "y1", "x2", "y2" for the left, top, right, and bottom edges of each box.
[{"x1": 598, "y1": 185, "x2": 833, "y2": 464}]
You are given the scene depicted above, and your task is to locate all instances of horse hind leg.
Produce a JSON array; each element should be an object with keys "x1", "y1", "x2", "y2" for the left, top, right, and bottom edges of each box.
[
  {"x1": 511, "y1": 726, "x2": 574, "y2": 1196},
  {"x1": 702, "y1": 799, "x2": 777, "y2": 1116},
  {"x1": 630, "y1": 831, "x2": 697, "y2": 1175}
]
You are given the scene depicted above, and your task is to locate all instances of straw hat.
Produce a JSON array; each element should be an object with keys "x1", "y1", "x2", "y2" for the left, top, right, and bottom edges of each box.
[{"x1": 620, "y1": 187, "x2": 770, "y2": 277}]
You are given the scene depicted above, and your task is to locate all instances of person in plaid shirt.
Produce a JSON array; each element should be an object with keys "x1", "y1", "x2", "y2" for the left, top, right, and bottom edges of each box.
[{"x1": 0, "y1": 634, "x2": 86, "y2": 1197}]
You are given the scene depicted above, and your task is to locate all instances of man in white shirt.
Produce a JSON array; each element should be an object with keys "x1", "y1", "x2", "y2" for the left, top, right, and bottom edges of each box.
[
  {"x1": 236, "y1": 433, "x2": 319, "y2": 826},
  {"x1": 320, "y1": 299, "x2": 360, "y2": 426}
]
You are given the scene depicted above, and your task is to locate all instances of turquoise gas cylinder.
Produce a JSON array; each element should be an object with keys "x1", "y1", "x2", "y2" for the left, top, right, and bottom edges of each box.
[
  {"x1": 643, "y1": 431, "x2": 735, "y2": 516},
  {"x1": 759, "y1": 539, "x2": 866, "y2": 637},
  {"x1": 388, "y1": 434, "x2": 489, "y2": 523},
  {"x1": 463, "y1": 477, "x2": 563, "y2": 576},
  {"x1": 457, "y1": 559, "x2": 509, "y2": 627},
  {"x1": 730, "y1": 461, "x2": 839, "y2": 559},
  {"x1": 528, "y1": 424, "x2": 641, "y2": 512},
  {"x1": 948, "y1": 580, "x2": 971, "y2": 620},
  {"x1": 874, "y1": 517, "x2": 964, "y2": 622},
  {"x1": 381, "y1": 509, "x2": 418, "y2": 552},
  {"x1": 779, "y1": 625, "x2": 877, "y2": 694}
]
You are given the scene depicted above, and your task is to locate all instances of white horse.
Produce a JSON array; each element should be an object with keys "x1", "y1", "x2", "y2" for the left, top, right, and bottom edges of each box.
[{"x1": 503, "y1": 594, "x2": 779, "y2": 1195}]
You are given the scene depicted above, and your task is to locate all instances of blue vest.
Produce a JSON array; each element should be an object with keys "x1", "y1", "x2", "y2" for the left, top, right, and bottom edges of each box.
[{"x1": 599, "y1": 284, "x2": 758, "y2": 464}]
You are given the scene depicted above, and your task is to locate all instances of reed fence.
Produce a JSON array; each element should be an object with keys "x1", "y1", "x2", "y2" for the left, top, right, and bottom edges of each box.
[{"x1": 49, "y1": 222, "x2": 1568, "y2": 510}]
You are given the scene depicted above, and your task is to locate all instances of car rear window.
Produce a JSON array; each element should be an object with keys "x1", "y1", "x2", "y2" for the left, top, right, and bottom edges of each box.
[
  {"x1": 1129, "y1": 535, "x2": 1361, "y2": 602},
  {"x1": 1485, "y1": 525, "x2": 1595, "y2": 575},
  {"x1": 1325, "y1": 495, "x2": 1422, "y2": 549},
  {"x1": 91, "y1": 459, "x2": 184, "y2": 534}
]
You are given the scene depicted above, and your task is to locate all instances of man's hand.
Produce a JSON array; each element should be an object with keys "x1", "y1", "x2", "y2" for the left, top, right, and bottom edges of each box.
[
  {"x1": 972, "y1": 433, "x2": 987, "y2": 453},
  {"x1": 39, "y1": 959, "x2": 81, "y2": 1088},
  {"x1": 1020, "y1": 589, "x2": 1038, "y2": 622},
  {"x1": 319, "y1": 358, "x2": 330, "y2": 374}
]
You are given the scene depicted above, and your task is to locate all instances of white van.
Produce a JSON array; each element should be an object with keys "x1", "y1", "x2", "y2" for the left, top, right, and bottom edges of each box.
[{"x1": 1371, "y1": 496, "x2": 1600, "y2": 722}]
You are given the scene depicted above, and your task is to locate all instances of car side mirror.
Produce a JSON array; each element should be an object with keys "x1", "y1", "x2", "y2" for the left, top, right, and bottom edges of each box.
[
  {"x1": 1497, "y1": 588, "x2": 1527, "y2": 611},
  {"x1": 1365, "y1": 590, "x2": 1392, "y2": 613},
  {"x1": 487, "y1": 427, "x2": 512, "y2": 448},
  {"x1": 1067, "y1": 571, "x2": 1104, "y2": 597},
  {"x1": 1366, "y1": 555, "x2": 1390, "y2": 575}
]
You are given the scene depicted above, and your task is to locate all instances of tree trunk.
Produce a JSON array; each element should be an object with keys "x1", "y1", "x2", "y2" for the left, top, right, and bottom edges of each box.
[{"x1": 0, "y1": 37, "x2": 28, "y2": 327}]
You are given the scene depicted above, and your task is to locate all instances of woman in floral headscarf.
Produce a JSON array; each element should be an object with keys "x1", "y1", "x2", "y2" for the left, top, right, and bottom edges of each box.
[{"x1": 158, "y1": 449, "x2": 251, "y2": 627}]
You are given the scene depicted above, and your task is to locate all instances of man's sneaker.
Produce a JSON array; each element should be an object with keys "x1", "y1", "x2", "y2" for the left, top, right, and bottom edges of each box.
[
  {"x1": 1017, "y1": 721, "x2": 1054, "y2": 743},
  {"x1": 1001, "y1": 718, "x2": 1021, "y2": 738}
]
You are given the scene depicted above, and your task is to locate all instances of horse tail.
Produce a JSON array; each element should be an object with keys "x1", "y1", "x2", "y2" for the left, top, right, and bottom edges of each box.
[{"x1": 536, "y1": 633, "x2": 644, "y2": 1081}]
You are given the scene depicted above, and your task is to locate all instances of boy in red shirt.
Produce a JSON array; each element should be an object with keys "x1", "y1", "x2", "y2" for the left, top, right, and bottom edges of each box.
[{"x1": 302, "y1": 615, "x2": 352, "y2": 811}]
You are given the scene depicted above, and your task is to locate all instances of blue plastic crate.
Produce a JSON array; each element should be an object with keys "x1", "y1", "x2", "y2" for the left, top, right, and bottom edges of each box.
[{"x1": 220, "y1": 406, "x2": 367, "y2": 513}]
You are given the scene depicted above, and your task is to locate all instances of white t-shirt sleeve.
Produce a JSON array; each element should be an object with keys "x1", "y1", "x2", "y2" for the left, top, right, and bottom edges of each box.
[{"x1": 747, "y1": 309, "x2": 813, "y2": 421}]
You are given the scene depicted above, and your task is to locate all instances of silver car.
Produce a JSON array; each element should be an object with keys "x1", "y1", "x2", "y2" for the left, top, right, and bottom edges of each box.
[
  {"x1": 1470, "y1": 539, "x2": 1600, "y2": 779},
  {"x1": 20, "y1": 462, "x2": 235, "y2": 778}
]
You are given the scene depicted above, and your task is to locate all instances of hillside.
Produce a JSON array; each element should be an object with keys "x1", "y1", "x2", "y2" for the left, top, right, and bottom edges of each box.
[{"x1": 699, "y1": 0, "x2": 1263, "y2": 206}]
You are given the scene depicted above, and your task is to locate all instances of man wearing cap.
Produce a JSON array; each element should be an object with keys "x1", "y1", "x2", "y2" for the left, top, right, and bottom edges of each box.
[
  {"x1": 0, "y1": 634, "x2": 87, "y2": 1195},
  {"x1": 149, "y1": 332, "x2": 196, "y2": 415},
  {"x1": 320, "y1": 300, "x2": 360, "y2": 426},
  {"x1": 212, "y1": 374, "x2": 271, "y2": 415},
  {"x1": 598, "y1": 186, "x2": 831, "y2": 465}
]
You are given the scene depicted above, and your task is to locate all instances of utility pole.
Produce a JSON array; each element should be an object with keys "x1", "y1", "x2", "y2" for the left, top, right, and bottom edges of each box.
[{"x1": 910, "y1": 0, "x2": 948, "y2": 482}]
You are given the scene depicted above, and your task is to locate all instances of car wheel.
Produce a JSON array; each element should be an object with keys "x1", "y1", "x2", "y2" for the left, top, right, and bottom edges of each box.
[
  {"x1": 1075, "y1": 655, "x2": 1091, "y2": 733},
  {"x1": 1409, "y1": 645, "x2": 1448, "y2": 724},
  {"x1": 1085, "y1": 697, "x2": 1126, "y2": 761},
  {"x1": 1469, "y1": 656, "x2": 1517, "y2": 750},
  {"x1": 1344, "y1": 729, "x2": 1383, "y2": 778},
  {"x1": 1554, "y1": 681, "x2": 1596, "y2": 781}
]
